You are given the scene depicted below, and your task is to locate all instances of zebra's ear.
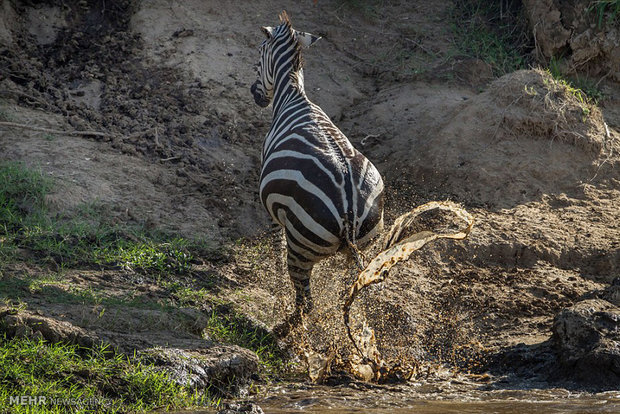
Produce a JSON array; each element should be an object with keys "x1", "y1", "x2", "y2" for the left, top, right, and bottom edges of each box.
[
  {"x1": 261, "y1": 26, "x2": 274, "y2": 38},
  {"x1": 295, "y1": 30, "x2": 321, "y2": 48}
]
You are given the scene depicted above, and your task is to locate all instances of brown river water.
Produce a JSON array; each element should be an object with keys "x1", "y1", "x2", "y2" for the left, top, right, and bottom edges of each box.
[{"x1": 176, "y1": 378, "x2": 620, "y2": 414}]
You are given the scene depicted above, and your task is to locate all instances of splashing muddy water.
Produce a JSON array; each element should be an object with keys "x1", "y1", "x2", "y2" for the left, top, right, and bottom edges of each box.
[
  {"x1": 284, "y1": 201, "x2": 476, "y2": 384},
  {"x1": 340, "y1": 201, "x2": 474, "y2": 383}
]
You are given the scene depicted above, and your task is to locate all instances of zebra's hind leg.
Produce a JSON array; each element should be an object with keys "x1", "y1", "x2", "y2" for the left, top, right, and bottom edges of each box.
[
  {"x1": 269, "y1": 224, "x2": 287, "y2": 273},
  {"x1": 273, "y1": 254, "x2": 314, "y2": 338},
  {"x1": 288, "y1": 261, "x2": 314, "y2": 315}
]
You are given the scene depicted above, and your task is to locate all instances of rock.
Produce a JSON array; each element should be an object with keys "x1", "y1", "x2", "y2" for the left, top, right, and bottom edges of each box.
[
  {"x1": 0, "y1": 307, "x2": 98, "y2": 347},
  {"x1": 216, "y1": 402, "x2": 264, "y2": 414},
  {"x1": 522, "y1": 0, "x2": 620, "y2": 81},
  {"x1": 552, "y1": 299, "x2": 620, "y2": 387},
  {"x1": 601, "y1": 277, "x2": 620, "y2": 306},
  {"x1": 140, "y1": 346, "x2": 259, "y2": 391}
]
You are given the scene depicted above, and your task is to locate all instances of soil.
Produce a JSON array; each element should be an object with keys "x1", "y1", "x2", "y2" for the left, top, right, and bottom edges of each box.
[{"x1": 1, "y1": 0, "x2": 619, "y2": 406}]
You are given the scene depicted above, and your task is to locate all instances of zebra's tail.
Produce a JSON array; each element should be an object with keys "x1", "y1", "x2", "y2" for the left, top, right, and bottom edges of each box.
[
  {"x1": 347, "y1": 239, "x2": 365, "y2": 270},
  {"x1": 343, "y1": 219, "x2": 366, "y2": 270}
]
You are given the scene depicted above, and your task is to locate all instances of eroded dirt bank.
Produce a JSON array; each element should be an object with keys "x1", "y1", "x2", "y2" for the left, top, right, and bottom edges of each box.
[{"x1": 1, "y1": 0, "x2": 619, "y2": 411}]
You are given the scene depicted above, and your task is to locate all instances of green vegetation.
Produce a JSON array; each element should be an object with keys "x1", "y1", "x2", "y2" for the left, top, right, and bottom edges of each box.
[
  {"x1": 0, "y1": 273, "x2": 172, "y2": 311},
  {"x1": 548, "y1": 57, "x2": 604, "y2": 104},
  {"x1": 541, "y1": 68, "x2": 593, "y2": 121},
  {"x1": 0, "y1": 162, "x2": 287, "y2": 411},
  {"x1": 96, "y1": 239, "x2": 193, "y2": 274},
  {"x1": 0, "y1": 336, "x2": 210, "y2": 413},
  {"x1": 0, "y1": 162, "x2": 195, "y2": 273},
  {"x1": 205, "y1": 310, "x2": 289, "y2": 378},
  {"x1": 588, "y1": 0, "x2": 620, "y2": 27},
  {"x1": 164, "y1": 279, "x2": 290, "y2": 378},
  {"x1": 449, "y1": 0, "x2": 531, "y2": 76},
  {"x1": 0, "y1": 162, "x2": 52, "y2": 232},
  {"x1": 167, "y1": 282, "x2": 216, "y2": 306},
  {"x1": 0, "y1": 161, "x2": 291, "y2": 400}
]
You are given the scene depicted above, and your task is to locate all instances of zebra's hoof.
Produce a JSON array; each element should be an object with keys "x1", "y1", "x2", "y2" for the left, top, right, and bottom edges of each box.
[
  {"x1": 273, "y1": 308, "x2": 304, "y2": 338},
  {"x1": 303, "y1": 301, "x2": 314, "y2": 314}
]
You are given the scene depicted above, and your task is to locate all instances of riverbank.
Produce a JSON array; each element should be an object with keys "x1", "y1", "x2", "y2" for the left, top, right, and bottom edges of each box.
[{"x1": 1, "y1": 0, "x2": 619, "y2": 412}]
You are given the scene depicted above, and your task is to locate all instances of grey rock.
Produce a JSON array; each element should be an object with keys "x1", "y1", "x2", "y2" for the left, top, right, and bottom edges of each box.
[
  {"x1": 217, "y1": 402, "x2": 264, "y2": 414},
  {"x1": 601, "y1": 277, "x2": 620, "y2": 306},
  {"x1": 140, "y1": 346, "x2": 259, "y2": 391},
  {"x1": 552, "y1": 298, "x2": 620, "y2": 387}
]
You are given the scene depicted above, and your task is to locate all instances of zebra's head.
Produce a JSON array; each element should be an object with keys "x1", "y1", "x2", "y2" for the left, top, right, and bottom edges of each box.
[{"x1": 250, "y1": 11, "x2": 320, "y2": 108}]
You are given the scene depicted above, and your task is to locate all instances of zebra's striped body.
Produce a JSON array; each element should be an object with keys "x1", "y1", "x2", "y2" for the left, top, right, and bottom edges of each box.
[{"x1": 251, "y1": 12, "x2": 384, "y2": 325}]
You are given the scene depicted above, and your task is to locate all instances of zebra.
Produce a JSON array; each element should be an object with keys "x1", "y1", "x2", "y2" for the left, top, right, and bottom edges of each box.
[{"x1": 250, "y1": 11, "x2": 384, "y2": 333}]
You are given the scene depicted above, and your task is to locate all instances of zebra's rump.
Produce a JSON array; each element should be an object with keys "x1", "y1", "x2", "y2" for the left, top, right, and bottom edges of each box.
[
  {"x1": 259, "y1": 127, "x2": 384, "y2": 256},
  {"x1": 260, "y1": 162, "x2": 344, "y2": 254}
]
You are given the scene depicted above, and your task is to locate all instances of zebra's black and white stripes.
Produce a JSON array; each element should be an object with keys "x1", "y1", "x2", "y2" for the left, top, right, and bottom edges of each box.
[{"x1": 251, "y1": 12, "x2": 384, "y2": 324}]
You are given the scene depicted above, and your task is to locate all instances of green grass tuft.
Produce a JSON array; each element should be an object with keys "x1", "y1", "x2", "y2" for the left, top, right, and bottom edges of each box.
[
  {"x1": 96, "y1": 239, "x2": 193, "y2": 274},
  {"x1": 547, "y1": 57, "x2": 604, "y2": 104},
  {"x1": 206, "y1": 310, "x2": 290, "y2": 378},
  {"x1": 0, "y1": 162, "x2": 51, "y2": 233},
  {"x1": 0, "y1": 336, "x2": 212, "y2": 413},
  {"x1": 588, "y1": 0, "x2": 620, "y2": 28}
]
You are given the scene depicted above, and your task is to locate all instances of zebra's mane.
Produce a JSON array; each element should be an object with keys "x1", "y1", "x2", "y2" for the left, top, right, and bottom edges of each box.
[{"x1": 276, "y1": 10, "x2": 305, "y2": 88}]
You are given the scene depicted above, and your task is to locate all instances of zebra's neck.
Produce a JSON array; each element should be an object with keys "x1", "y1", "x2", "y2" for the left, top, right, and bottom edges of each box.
[{"x1": 272, "y1": 62, "x2": 308, "y2": 118}]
